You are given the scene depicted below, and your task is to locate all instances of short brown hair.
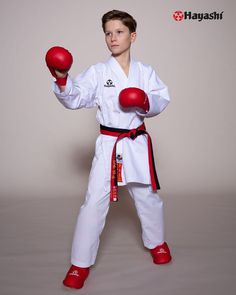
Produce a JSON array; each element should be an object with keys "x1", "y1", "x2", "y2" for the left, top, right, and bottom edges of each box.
[{"x1": 102, "y1": 10, "x2": 137, "y2": 33}]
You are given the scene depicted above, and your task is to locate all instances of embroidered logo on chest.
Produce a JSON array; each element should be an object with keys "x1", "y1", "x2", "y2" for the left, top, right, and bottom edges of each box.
[{"x1": 104, "y1": 79, "x2": 116, "y2": 87}]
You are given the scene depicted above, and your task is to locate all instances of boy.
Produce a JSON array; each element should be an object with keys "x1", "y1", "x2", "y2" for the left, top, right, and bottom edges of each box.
[{"x1": 46, "y1": 10, "x2": 172, "y2": 290}]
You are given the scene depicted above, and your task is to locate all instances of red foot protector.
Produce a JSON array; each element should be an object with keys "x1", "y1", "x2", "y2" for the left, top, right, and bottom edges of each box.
[
  {"x1": 150, "y1": 242, "x2": 172, "y2": 264},
  {"x1": 63, "y1": 265, "x2": 90, "y2": 289}
]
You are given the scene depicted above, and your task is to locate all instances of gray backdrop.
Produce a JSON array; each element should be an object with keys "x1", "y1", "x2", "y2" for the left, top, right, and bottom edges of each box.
[
  {"x1": 1, "y1": 0, "x2": 235, "y2": 198},
  {"x1": 0, "y1": 1, "x2": 236, "y2": 295}
]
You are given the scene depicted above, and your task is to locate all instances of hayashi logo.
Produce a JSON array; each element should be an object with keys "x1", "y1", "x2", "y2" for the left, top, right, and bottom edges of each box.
[{"x1": 173, "y1": 10, "x2": 224, "y2": 21}]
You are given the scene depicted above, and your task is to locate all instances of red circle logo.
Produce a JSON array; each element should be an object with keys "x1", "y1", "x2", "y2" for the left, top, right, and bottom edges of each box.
[{"x1": 173, "y1": 11, "x2": 184, "y2": 21}]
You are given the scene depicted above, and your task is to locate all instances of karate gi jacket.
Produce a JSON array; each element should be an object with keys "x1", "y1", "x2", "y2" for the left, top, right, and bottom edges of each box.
[{"x1": 53, "y1": 56, "x2": 170, "y2": 187}]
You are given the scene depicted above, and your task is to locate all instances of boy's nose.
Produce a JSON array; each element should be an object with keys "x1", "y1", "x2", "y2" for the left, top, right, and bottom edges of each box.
[{"x1": 111, "y1": 33, "x2": 117, "y2": 41}]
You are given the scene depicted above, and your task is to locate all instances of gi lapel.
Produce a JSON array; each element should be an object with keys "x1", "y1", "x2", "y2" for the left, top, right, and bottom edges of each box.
[
  {"x1": 107, "y1": 57, "x2": 129, "y2": 88},
  {"x1": 127, "y1": 59, "x2": 139, "y2": 87}
]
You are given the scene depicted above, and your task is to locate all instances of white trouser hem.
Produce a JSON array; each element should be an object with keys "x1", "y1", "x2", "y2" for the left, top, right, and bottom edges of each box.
[
  {"x1": 71, "y1": 257, "x2": 94, "y2": 268},
  {"x1": 144, "y1": 240, "x2": 165, "y2": 250}
]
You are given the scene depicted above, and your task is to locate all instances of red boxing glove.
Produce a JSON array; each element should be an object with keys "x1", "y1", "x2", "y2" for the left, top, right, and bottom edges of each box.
[
  {"x1": 119, "y1": 87, "x2": 149, "y2": 112},
  {"x1": 45, "y1": 46, "x2": 73, "y2": 86}
]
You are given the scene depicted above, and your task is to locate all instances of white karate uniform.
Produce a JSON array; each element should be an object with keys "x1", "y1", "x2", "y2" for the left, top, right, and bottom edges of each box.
[{"x1": 53, "y1": 56, "x2": 170, "y2": 267}]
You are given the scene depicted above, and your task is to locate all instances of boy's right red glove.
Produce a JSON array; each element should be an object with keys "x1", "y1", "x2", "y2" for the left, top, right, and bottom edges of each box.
[{"x1": 45, "y1": 46, "x2": 73, "y2": 86}]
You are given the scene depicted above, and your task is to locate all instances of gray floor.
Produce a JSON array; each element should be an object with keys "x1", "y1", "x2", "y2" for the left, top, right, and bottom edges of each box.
[{"x1": 0, "y1": 190, "x2": 236, "y2": 295}]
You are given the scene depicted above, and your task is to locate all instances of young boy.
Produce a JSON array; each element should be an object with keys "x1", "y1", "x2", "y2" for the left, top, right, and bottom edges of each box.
[{"x1": 45, "y1": 10, "x2": 172, "y2": 290}]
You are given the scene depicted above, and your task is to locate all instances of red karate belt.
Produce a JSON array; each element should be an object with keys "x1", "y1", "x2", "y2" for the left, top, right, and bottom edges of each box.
[{"x1": 100, "y1": 123, "x2": 160, "y2": 202}]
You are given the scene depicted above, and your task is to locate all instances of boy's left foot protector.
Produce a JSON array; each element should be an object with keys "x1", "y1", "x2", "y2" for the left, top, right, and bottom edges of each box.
[{"x1": 63, "y1": 265, "x2": 90, "y2": 289}]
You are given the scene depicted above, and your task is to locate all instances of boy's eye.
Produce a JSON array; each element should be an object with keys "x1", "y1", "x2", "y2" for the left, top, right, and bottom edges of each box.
[
  {"x1": 105, "y1": 32, "x2": 111, "y2": 36},
  {"x1": 117, "y1": 30, "x2": 123, "y2": 34}
]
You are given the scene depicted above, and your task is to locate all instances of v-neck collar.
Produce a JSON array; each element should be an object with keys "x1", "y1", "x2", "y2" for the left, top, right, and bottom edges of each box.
[{"x1": 108, "y1": 56, "x2": 132, "y2": 79}]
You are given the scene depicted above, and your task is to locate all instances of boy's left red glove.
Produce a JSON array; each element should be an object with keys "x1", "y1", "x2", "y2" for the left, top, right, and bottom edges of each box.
[{"x1": 119, "y1": 87, "x2": 149, "y2": 112}]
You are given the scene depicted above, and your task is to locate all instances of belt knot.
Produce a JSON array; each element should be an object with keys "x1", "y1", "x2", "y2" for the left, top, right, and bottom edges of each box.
[{"x1": 128, "y1": 129, "x2": 138, "y2": 140}]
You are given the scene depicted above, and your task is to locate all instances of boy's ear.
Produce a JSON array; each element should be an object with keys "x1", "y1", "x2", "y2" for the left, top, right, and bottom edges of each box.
[{"x1": 131, "y1": 32, "x2": 137, "y2": 43}]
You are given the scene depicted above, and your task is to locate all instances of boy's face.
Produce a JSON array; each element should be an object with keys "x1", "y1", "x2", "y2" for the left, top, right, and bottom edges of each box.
[{"x1": 104, "y1": 20, "x2": 136, "y2": 57}]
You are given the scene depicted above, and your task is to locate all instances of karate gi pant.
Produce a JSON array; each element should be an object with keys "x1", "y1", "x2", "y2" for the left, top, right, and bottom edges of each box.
[
  {"x1": 71, "y1": 184, "x2": 164, "y2": 267},
  {"x1": 70, "y1": 150, "x2": 165, "y2": 268}
]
